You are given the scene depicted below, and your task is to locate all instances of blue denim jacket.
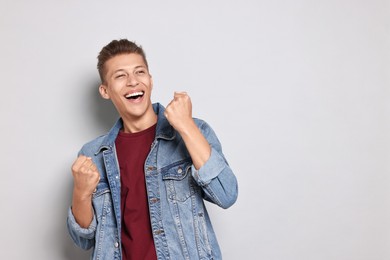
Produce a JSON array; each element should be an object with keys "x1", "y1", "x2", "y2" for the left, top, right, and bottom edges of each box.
[{"x1": 67, "y1": 103, "x2": 238, "y2": 260}]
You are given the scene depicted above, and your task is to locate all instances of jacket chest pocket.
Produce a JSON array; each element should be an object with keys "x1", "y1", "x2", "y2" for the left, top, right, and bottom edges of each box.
[{"x1": 162, "y1": 160, "x2": 199, "y2": 202}]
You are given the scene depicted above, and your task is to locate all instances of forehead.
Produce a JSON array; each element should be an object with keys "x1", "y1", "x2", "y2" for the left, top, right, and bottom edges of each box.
[{"x1": 104, "y1": 53, "x2": 147, "y2": 72}]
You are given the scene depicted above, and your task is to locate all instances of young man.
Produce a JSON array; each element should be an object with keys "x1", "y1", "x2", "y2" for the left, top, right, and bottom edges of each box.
[{"x1": 67, "y1": 39, "x2": 238, "y2": 260}]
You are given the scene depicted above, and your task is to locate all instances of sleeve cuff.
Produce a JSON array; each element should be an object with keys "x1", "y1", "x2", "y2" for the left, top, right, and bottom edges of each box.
[
  {"x1": 191, "y1": 147, "x2": 227, "y2": 186},
  {"x1": 67, "y1": 207, "x2": 97, "y2": 239}
]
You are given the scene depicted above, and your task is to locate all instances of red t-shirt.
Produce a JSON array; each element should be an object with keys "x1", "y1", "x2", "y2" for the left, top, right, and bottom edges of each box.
[{"x1": 115, "y1": 124, "x2": 157, "y2": 260}]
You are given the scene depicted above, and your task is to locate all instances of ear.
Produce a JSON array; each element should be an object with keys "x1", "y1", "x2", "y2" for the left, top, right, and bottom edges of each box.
[{"x1": 99, "y1": 84, "x2": 110, "y2": 99}]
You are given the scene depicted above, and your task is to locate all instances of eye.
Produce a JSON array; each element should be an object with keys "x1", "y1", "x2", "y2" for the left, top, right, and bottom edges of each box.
[
  {"x1": 115, "y1": 74, "x2": 126, "y2": 79},
  {"x1": 136, "y1": 70, "x2": 146, "y2": 75}
]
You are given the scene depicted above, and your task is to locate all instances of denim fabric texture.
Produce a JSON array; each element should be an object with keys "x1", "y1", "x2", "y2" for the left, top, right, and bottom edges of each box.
[{"x1": 67, "y1": 103, "x2": 238, "y2": 260}]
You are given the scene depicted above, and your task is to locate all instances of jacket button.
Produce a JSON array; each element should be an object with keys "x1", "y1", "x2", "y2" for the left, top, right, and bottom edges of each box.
[
  {"x1": 154, "y1": 229, "x2": 164, "y2": 235},
  {"x1": 114, "y1": 242, "x2": 119, "y2": 248},
  {"x1": 177, "y1": 167, "x2": 183, "y2": 174},
  {"x1": 147, "y1": 166, "x2": 156, "y2": 171},
  {"x1": 150, "y1": 198, "x2": 159, "y2": 203}
]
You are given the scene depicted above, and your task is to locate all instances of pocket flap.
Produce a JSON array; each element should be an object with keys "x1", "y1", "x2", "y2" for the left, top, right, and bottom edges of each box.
[{"x1": 161, "y1": 159, "x2": 192, "y2": 181}]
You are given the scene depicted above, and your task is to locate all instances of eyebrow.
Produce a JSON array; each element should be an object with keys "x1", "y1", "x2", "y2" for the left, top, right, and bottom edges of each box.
[
  {"x1": 112, "y1": 69, "x2": 126, "y2": 74},
  {"x1": 112, "y1": 65, "x2": 146, "y2": 74},
  {"x1": 134, "y1": 65, "x2": 147, "y2": 70}
]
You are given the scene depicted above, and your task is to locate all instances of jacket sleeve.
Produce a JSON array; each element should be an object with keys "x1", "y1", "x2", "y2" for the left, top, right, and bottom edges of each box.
[
  {"x1": 191, "y1": 120, "x2": 238, "y2": 209},
  {"x1": 67, "y1": 207, "x2": 97, "y2": 250}
]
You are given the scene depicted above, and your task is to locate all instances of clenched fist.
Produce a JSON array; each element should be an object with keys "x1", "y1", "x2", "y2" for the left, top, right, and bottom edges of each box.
[
  {"x1": 71, "y1": 155, "x2": 100, "y2": 228},
  {"x1": 164, "y1": 92, "x2": 193, "y2": 133},
  {"x1": 71, "y1": 155, "x2": 100, "y2": 200},
  {"x1": 164, "y1": 91, "x2": 211, "y2": 169}
]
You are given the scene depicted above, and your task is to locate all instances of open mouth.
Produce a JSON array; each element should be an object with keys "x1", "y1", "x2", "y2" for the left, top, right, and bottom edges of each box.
[{"x1": 125, "y1": 91, "x2": 144, "y2": 100}]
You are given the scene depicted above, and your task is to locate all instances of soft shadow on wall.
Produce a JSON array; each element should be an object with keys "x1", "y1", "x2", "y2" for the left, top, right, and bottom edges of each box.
[{"x1": 89, "y1": 80, "x2": 119, "y2": 134}]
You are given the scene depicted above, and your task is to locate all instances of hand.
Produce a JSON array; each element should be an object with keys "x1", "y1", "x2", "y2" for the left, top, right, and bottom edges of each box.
[
  {"x1": 71, "y1": 155, "x2": 100, "y2": 200},
  {"x1": 165, "y1": 91, "x2": 211, "y2": 169},
  {"x1": 164, "y1": 92, "x2": 194, "y2": 133}
]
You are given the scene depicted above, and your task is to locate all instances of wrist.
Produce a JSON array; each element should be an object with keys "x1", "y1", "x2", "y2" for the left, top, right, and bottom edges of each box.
[
  {"x1": 176, "y1": 118, "x2": 197, "y2": 137},
  {"x1": 72, "y1": 188, "x2": 93, "y2": 202}
]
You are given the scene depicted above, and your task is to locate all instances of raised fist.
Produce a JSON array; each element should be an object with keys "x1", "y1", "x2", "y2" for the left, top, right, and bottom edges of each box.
[
  {"x1": 71, "y1": 155, "x2": 100, "y2": 199},
  {"x1": 164, "y1": 91, "x2": 193, "y2": 133}
]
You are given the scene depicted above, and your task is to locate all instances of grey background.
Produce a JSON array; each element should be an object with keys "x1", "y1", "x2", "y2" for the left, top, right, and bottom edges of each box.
[{"x1": 1, "y1": 0, "x2": 389, "y2": 259}]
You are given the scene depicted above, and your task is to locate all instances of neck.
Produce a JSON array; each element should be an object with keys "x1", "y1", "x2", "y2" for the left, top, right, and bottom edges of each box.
[{"x1": 121, "y1": 107, "x2": 157, "y2": 133}]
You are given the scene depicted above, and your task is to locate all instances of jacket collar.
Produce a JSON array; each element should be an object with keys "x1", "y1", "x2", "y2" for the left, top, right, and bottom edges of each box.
[{"x1": 95, "y1": 103, "x2": 175, "y2": 154}]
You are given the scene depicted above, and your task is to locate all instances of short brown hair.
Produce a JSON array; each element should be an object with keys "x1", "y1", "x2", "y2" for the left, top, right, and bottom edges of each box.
[{"x1": 97, "y1": 39, "x2": 148, "y2": 83}]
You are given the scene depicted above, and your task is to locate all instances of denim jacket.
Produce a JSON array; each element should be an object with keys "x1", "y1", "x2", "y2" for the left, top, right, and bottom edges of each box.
[{"x1": 67, "y1": 103, "x2": 238, "y2": 260}]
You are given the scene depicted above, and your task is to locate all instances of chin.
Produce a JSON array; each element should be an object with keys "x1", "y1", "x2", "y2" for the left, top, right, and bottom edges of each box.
[{"x1": 125, "y1": 107, "x2": 148, "y2": 118}]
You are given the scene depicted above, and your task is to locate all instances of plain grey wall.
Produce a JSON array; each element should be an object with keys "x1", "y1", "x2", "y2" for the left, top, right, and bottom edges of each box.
[{"x1": 1, "y1": 0, "x2": 389, "y2": 259}]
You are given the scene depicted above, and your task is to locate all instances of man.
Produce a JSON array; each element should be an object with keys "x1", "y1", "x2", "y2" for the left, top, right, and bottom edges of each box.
[{"x1": 67, "y1": 39, "x2": 238, "y2": 260}]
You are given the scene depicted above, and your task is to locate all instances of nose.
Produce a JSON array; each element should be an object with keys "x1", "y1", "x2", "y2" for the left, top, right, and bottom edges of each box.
[{"x1": 126, "y1": 75, "x2": 139, "y2": 87}]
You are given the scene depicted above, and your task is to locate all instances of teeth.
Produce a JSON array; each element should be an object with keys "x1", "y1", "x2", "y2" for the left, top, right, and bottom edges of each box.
[{"x1": 125, "y1": 91, "x2": 144, "y2": 98}]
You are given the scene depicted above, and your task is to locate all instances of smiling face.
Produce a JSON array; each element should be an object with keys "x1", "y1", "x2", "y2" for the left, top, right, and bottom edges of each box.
[{"x1": 99, "y1": 53, "x2": 156, "y2": 132}]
